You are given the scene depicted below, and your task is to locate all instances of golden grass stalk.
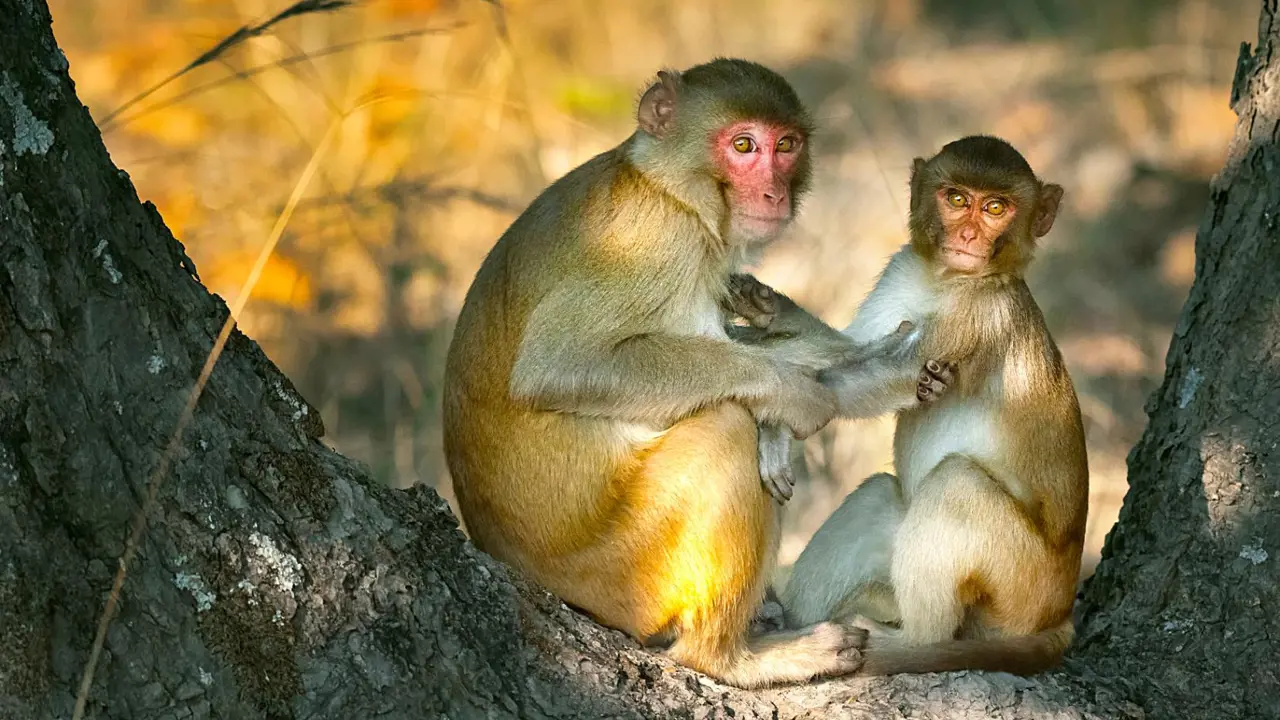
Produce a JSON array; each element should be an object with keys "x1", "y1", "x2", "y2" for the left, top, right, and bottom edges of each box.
[{"x1": 100, "y1": 0, "x2": 355, "y2": 126}]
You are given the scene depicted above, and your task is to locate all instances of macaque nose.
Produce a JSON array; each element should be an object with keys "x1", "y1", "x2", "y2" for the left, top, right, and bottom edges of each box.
[
  {"x1": 763, "y1": 186, "x2": 788, "y2": 207},
  {"x1": 959, "y1": 224, "x2": 979, "y2": 244}
]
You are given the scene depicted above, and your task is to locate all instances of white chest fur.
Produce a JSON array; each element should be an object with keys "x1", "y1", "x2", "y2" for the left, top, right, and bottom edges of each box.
[{"x1": 895, "y1": 398, "x2": 999, "y2": 498}]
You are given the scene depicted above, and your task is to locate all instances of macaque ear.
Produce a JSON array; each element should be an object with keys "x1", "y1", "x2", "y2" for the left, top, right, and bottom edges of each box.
[
  {"x1": 638, "y1": 70, "x2": 681, "y2": 138},
  {"x1": 908, "y1": 158, "x2": 928, "y2": 209},
  {"x1": 1033, "y1": 183, "x2": 1064, "y2": 237}
]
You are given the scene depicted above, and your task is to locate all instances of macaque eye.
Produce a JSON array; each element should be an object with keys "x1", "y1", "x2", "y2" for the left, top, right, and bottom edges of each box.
[
  {"x1": 983, "y1": 199, "x2": 1008, "y2": 216},
  {"x1": 732, "y1": 136, "x2": 756, "y2": 153},
  {"x1": 776, "y1": 136, "x2": 797, "y2": 153},
  {"x1": 946, "y1": 191, "x2": 967, "y2": 208}
]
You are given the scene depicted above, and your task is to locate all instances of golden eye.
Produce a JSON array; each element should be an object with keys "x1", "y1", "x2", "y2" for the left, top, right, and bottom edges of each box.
[
  {"x1": 732, "y1": 136, "x2": 756, "y2": 153},
  {"x1": 983, "y1": 199, "x2": 1007, "y2": 216},
  {"x1": 946, "y1": 190, "x2": 967, "y2": 208},
  {"x1": 776, "y1": 136, "x2": 796, "y2": 153}
]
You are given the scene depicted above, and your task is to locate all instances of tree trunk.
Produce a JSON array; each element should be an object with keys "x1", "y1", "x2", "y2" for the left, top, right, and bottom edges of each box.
[
  {"x1": 1069, "y1": 6, "x2": 1280, "y2": 717},
  {"x1": 0, "y1": 0, "x2": 1277, "y2": 718}
]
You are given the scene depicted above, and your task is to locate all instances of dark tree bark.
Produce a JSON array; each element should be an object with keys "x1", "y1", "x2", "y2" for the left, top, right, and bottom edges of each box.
[
  {"x1": 0, "y1": 0, "x2": 1277, "y2": 718},
  {"x1": 1070, "y1": 6, "x2": 1280, "y2": 716}
]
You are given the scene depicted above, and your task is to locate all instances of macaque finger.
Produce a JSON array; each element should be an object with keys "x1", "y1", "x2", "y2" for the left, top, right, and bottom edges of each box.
[
  {"x1": 764, "y1": 465, "x2": 794, "y2": 504},
  {"x1": 926, "y1": 359, "x2": 955, "y2": 384},
  {"x1": 917, "y1": 359, "x2": 954, "y2": 403}
]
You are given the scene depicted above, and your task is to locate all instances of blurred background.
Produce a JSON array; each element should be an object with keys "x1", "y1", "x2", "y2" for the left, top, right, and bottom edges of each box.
[{"x1": 51, "y1": 0, "x2": 1256, "y2": 579}]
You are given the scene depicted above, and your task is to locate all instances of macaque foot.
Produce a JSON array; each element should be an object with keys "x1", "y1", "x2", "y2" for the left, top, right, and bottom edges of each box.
[
  {"x1": 727, "y1": 273, "x2": 778, "y2": 329},
  {"x1": 916, "y1": 359, "x2": 955, "y2": 403},
  {"x1": 809, "y1": 621, "x2": 869, "y2": 667}
]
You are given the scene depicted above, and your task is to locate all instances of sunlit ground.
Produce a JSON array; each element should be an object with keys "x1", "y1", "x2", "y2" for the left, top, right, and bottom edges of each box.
[{"x1": 51, "y1": 0, "x2": 1255, "y2": 579}]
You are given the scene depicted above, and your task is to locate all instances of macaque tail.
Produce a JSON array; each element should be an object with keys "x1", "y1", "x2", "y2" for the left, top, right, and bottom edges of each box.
[{"x1": 859, "y1": 619, "x2": 1073, "y2": 676}]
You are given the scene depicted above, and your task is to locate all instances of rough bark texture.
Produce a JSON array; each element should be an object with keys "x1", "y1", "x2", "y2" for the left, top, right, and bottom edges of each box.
[{"x1": 0, "y1": 0, "x2": 1276, "y2": 718}]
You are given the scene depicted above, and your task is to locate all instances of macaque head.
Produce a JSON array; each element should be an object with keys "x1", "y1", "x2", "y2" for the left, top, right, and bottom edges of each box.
[
  {"x1": 908, "y1": 135, "x2": 1064, "y2": 276},
  {"x1": 634, "y1": 59, "x2": 815, "y2": 247}
]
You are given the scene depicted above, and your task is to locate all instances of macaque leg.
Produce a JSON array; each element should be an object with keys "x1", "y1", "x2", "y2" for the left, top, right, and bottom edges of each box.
[
  {"x1": 781, "y1": 473, "x2": 906, "y2": 627},
  {"x1": 891, "y1": 454, "x2": 1059, "y2": 645},
  {"x1": 554, "y1": 402, "x2": 863, "y2": 687}
]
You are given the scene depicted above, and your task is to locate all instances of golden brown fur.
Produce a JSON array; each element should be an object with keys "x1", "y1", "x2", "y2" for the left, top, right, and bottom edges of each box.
[{"x1": 771, "y1": 135, "x2": 1087, "y2": 676}]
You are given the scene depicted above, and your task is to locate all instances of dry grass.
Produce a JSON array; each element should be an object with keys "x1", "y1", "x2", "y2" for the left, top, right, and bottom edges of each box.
[{"x1": 51, "y1": 0, "x2": 1256, "y2": 578}]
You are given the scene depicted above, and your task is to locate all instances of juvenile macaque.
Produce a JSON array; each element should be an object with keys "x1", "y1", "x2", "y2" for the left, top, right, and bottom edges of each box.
[
  {"x1": 443, "y1": 59, "x2": 923, "y2": 688},
  {"x1": 774, "y1": 135, "x2": 1087, "y2": 675}
]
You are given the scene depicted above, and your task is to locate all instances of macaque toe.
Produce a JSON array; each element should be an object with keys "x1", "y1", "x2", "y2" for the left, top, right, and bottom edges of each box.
[{"x1": 841, "y1": 624, "x2": 870, "y2": 649}]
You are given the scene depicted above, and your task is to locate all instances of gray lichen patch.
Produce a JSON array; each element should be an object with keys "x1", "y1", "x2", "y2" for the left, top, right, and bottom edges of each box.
[
  {"x1": 248, "y1": 532, "x2": 303, "y2": 594},
  {"x1": 0, "y1": 73, "x2": 53, "y2": 156},
  {"x1": 174, "y1": 571, "x2": 218, "y2": 613},
  {"x1": 271, "y1": 377, "x2": 309, "y2": 422},
  {"x1": 1239, "y1": 541, "x2": 1268, "y2": 565},
  {"x1": 1178, "y1": 366, "x2": 1203, "y2": 409},
  {"x1": 92, "y1": 238, "x2": 123, "y2": 284}
]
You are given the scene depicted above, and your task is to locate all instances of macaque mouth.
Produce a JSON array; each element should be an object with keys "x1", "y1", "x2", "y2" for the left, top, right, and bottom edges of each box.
[{"x1": 942, "y1": 245, "x2": 987, "y2": 260}]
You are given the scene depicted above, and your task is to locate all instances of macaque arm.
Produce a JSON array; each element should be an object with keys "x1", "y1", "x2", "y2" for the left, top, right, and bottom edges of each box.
[
  {"x1": 820, "y1": 359, "x2": 922, "y2": 419},
  {"x1": 729, "y1": 288, "x2": 903, "y2": 372},
  {"x1": 511, "y1": 285, "x2": 779, "y2": 425}
]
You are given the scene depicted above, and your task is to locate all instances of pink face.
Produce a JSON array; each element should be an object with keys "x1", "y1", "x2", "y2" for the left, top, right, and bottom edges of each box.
[
  {"x1": 714, "y1": 121, "x2": 805, "y2": 243},
  {"x1": 935, "y1": 185, "x2": 1018, "y2": 272}
]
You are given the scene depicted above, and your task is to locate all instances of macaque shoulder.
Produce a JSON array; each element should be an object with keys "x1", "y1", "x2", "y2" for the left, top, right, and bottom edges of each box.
[{"x1": 843, "y1": 245, "x2": 940, "y2": 343}]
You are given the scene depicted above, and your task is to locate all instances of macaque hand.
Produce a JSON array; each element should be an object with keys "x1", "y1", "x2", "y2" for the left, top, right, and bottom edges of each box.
[
  {"x1": 916, "y1": 359, "x2": 955, "y2": 403},
  {"x1": 727, "y1": 273, "x2": 778, "y2": 329},
  {"x1": 756, "y1": 423, "x2": 795, "y2": 504},
  {"x1": 878, "y1": 319, "x2": 923, "y2": 361}
]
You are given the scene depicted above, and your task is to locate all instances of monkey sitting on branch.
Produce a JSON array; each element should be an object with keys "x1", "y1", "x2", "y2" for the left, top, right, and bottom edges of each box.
[
  {"x1": 737, "y1": 135, "x2": 1088, "y2": 676},
  {"x1": 443, "y1": 58, "x2": 943, "y2": 688}
]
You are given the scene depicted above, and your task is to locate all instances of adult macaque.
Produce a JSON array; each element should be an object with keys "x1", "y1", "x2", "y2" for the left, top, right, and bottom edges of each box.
[
  {"x1": 443, "y1": 59, "x2": 922, "y2": 688},
  {"x1": 774, "y1": 135, "x2": 1087, "y2": 676}
]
